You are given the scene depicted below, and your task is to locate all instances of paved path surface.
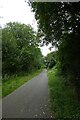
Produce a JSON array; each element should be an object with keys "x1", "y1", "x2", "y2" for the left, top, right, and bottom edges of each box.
[{"x1": 2, "y1": 70, "x2": 53, "y2": 118}]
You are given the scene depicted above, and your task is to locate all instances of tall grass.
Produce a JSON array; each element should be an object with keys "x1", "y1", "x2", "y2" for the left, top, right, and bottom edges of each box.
[
  {"x1": 2, "y1": 69, "x2": 43, "y2": 98},
  {"x1": 48, "y1": 68, "x2": 80, "y2": 118}
]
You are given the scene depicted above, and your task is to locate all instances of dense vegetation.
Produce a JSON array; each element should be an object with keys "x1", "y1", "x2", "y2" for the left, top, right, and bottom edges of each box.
[
  {"x1": 30, "y1": 2, "x2": 80, "y2": 99},
  {"x1": 3, "y1": 69, "x2": 42, "y2": 97},
  {"x1": 30, "y1": 2, "x2": 80, "y2": 118},
  {"x1": 2, "y1": 22, "x2": 43, "y2": 77},
  {"x1": 2, "y1": 2, "x2": 80, "y2": 117},
  {"x1": 2, "y1": 22, "x2": 44, "y2": 97},
  {"x1": 44, "y1": 52, "x2": 56, "y2": 69},
  {"x1": 48, "y1": 68, "x2": 80, "y2": 118}
]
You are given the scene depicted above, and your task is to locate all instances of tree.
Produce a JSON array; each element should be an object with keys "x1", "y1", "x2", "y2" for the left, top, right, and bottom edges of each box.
[
  {"x1": 30, "y1": 2, "x2": 80, "y2": 97},
  {"x1": 30, "y1": 2, "x2": 80, "y2": 45},
  {"x1": 2, "y1": 22, "x2": 43, "y2": 76},
  {"x1": 45, "y1": 52, "x2": 56, "y2": 69}
]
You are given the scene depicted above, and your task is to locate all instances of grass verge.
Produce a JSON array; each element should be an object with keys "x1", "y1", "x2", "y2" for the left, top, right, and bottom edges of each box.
[
  {"x1": 2, "y1": 69, "x2": 43, "y2": 98},
  {"x1": 48, "y1": 68, "x2": 80, "y2": 118}
]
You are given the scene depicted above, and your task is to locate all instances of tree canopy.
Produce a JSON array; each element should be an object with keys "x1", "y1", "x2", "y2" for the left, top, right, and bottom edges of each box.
[
  {"x1": 30, "y1": 2, "x2": 80, "y2": 45},
  {"x1": 2, "y1": 22, "x2": 43, "y2": 76},
  {"x1": 44, "y1": 52, "x2": 56, "y2": 69},
  {"x1": 30, "y1": 2, "x2": 80, "y2": 98}
]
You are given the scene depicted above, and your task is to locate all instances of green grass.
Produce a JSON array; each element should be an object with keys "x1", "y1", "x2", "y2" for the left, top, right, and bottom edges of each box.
[
  {"x1": 2, "y1": 69, "x2": 43, "y2": 98},
  {"x1": 48, "y1": 68, "x2": 80, "y2": 118}
]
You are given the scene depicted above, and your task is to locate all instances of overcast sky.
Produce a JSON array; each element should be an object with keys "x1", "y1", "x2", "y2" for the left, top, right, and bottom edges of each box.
[{"x1": 0, "y1": 0, "x2": 55, "y2": 56}]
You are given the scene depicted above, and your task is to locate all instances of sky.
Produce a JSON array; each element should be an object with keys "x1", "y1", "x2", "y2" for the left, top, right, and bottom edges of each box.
[{"x1": 0, "y1": 0, "x2": 55, "y2": 56}]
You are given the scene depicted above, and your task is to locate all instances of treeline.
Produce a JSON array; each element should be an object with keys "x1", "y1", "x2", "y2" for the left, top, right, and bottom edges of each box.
[
  {"x1": 2, "y1": 22, "x2": 43, "y2": 77},
  {"x1": 44, "y1": 52, "x2": 56, "y2": 69},
  {"x1": 30, "y1": 2, "x2": 80, "y2": 99}
]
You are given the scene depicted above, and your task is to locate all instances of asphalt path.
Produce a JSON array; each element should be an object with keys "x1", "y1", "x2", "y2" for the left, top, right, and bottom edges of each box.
[{"x1": 2, "y1": 70, "x2": 53, "y2": 118}]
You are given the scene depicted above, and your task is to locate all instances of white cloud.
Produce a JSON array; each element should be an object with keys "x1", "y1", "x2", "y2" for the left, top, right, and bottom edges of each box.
[
  {"x1": 0, "y1": 0, "x2": 37, "y2": 31},
  {"x1": 0, "y1": 0, "x2": 55, "y2": 56},
  {"x1": 40, "y1": 44, "x2": 56, "y2": 56}
]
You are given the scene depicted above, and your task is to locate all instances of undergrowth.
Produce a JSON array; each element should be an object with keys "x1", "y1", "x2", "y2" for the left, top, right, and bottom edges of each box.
[
  {"x1": 2, "y1": 69, "x2": 42, "y2": 97},
  {"x1": 48, "y1": 68, "x2": 80, "y2": 118}
]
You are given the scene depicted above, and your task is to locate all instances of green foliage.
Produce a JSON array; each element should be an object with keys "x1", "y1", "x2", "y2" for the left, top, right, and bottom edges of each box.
[
  {"x1": 48, "y1": 68, "x2": 80, "y2": 118},
  {"x1": 2, "y1": 69, "x2": 43, "y2": 97},
  {"x1": 58, "y1": 33, "x2": 80, "y2": 98},
  {"x1": 30, "y1": 2, "x2": 80, "y2": 97},
  {"x1": 2, "y1": 22, "x2": 43, "y2": 77},
  {"x1": 30, "y1": 2, "x2": 80, "y2": 45},
  {"x1": 45, "y1": 52, "x2": 56, "y2": 69}
]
